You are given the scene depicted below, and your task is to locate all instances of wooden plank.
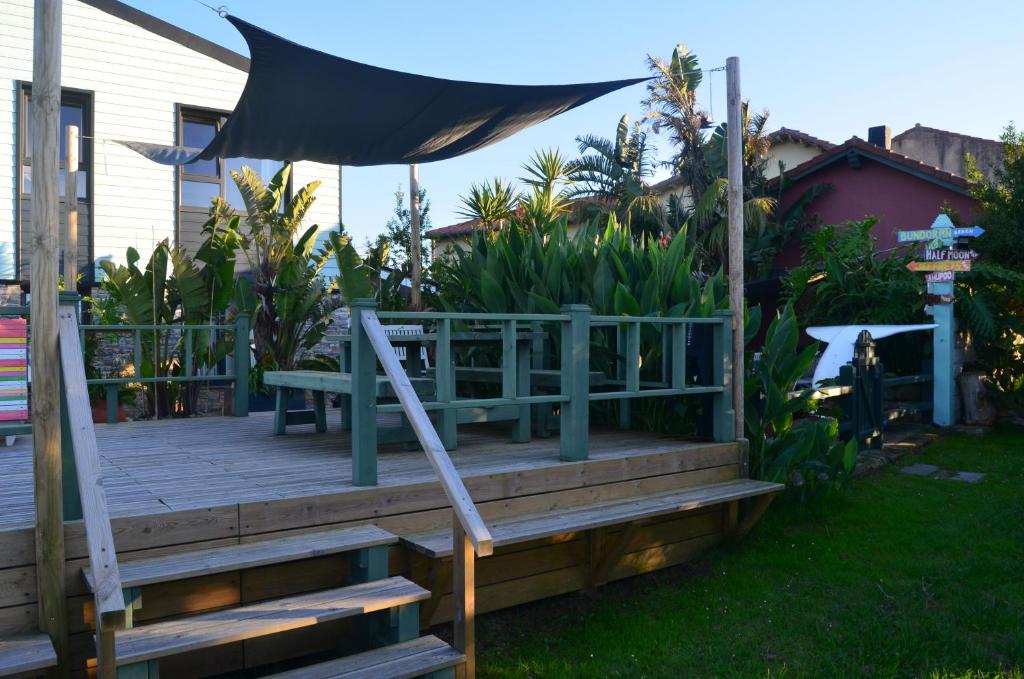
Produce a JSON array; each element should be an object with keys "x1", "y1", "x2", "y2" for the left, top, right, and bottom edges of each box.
[
  {"x1": 81, "y1": 525, "x2": 395, "y2": 591},
  {"x1": 57, "y1": 309, "x2": 126, "y2": 627},
  {"x1": 262, "y1": 371, "x2": 434, "y2": 398},
  {"x1": 404, "y1": 479, "x2": 782, "y2": 558},
  {"x1": 113, "y1": 577, "x2": 429, "y2": 666},
  {"x1": 269, "y1": 635, "x2": 463, "y2": 679},
  {"x1": 0, "y1": 633, "x2": 57, "y2": 677},
  {"x1": 362, "y1": 310, "x2": 493, "y2": 557}
]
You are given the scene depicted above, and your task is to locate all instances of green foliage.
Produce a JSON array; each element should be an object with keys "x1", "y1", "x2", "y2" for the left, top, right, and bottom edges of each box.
[
  {"x1": 963, "y1": 124, "x2": 1024, "y2": 407},
  {"x1": 383, "y1": 186, "x2": 431, "y2": 270},
  {"x1": 784, "y1": 217, "x2": 924, "y2": 326},
  {"x1": 330, "y1": 232, "x2": 408, "y2": 310},
  {"x1": 99, "y1": 235, "x2": 242, "y2": 416},
  {"x1": 745, "y1": 304, "x2": 857, "y2": 499},
  {"x1": 568, "y1": 115, "x2": 662, "y2": 235},
  {"x1": 456, "y1": 178, "x2": 519, "y2": 227},
  {"x1": 205, "y1": 164, "x2": 341, "y2": 378}
]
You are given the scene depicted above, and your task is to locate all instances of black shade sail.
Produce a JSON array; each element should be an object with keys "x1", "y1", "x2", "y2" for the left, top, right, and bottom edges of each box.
[{"x1": 124, "y1": 16, "x2": 647, "y2": 167}]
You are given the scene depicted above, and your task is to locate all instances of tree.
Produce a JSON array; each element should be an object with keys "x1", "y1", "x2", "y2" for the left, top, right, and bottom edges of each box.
[
  {"x1": 967, "y1": 123, "x2": 1024, "y2": 271},
  {"x1": 457, "y1": 178, "x2": 519, "y2": 228},
  {"x1": 568, "y1": 115, "x2": 663, "y2": 235},
  {"x1": 384, "y1": 186, "x2": 432, "y2": 270}
]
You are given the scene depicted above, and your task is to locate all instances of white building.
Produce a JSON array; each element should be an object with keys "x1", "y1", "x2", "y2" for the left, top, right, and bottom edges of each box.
[{"x1": 0, "y1": 0, "x2": 342, "y2": 301}]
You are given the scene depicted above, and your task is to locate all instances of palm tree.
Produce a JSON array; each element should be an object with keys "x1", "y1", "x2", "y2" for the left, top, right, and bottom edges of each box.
[
  {"x1": 517, "y1": 148, "x2": 575, "y2": 228},
  {"x1": 568, "y1": 114, "x2": 662, "y2": 234}
]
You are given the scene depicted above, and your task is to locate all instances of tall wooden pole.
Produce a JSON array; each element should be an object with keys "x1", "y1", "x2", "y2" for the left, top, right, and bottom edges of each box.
[
  {"x1": 409, "y1": 163, "x2": 422, "y2": 309},
  {"x1": 726, "y1": 56, "x2": 744, "y2": 442},
  {"x1": 63, "y1": 125, "x2": 78, "y2": 286},
  {"x1": 32, "y1": 0, "x2": 69, "y2": 674}
]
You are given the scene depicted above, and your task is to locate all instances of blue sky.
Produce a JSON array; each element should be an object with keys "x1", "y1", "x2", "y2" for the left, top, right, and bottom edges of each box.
[{"x1": 126, "y1": 0, "x2": 1021, "y2": 246}]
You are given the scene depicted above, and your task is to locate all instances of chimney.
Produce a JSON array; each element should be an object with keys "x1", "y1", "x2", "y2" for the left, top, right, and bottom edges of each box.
[{"x1": 868, "y1": 125, "x2": 891, "y2": 150}]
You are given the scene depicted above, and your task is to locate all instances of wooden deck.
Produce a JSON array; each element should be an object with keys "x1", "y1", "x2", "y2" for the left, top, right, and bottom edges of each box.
[{"x1": 0, "y1": 410, "x2": 720, "y2": 530}]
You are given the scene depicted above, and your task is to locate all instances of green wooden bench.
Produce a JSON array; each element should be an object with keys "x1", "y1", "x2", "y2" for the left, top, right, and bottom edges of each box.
[{"x1": 263, "y1": 370, "x2": 435, "y2": 435}]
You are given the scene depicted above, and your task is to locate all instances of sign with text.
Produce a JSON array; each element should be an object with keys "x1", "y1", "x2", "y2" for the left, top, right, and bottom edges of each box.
[
  {"x1": 924, "y1": 249, "x2": 978, "y2": 262},
  {"x1": 925, "y1": 270, "x2": 956, "y2": 283},
  {"x1": 897, "y1": 214, "x2": 985, "y2": 245},
  {"x1": 907, "y1": 260, "x2": 972, "y2": 272}
]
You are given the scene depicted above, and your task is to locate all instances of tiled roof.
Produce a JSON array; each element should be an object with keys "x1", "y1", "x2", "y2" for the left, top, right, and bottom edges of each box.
[
  {"x1": 768, "y1": 127, "x2": 836, "y2": 150},
  {"x1": 768, "y1": 136, "x2": 970, "y2": 194},
  {"x1": 424, "y1": 217, "x2": 492, "y2": 240}
]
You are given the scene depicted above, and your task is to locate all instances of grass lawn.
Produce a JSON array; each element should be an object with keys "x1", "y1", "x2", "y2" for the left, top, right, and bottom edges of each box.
[{"x1": 476, "y1": 429, "x2": 1024, "y2": 678}]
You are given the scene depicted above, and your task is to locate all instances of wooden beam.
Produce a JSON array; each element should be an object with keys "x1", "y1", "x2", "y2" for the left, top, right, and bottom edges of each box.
[
  {"x1": 63, "y1": 125, "x2": 78, "y2": 285},
  {"x1": 409, "y1": 164, "x2": 422, "y2": 310},
  {"x1": 726, "y1": 56, "x2": 744, "y2": 443},
  {"x1": 361, "y1": 307, "x2": 493, "y2": 556},
  {"x1": 452, "y1": 519, "x2": 475, "y2": 679},
  {"x1": 730, "y1": 493, "x2": 777, "y2": 544},
  {"x1": 31, "y1": 0, "x2": 69, "y2": 675},
  {"x1": 57, "y1": 308, "x2": 126, "y2": 632}
]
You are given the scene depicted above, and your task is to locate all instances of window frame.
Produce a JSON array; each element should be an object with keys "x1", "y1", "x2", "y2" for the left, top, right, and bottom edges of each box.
[
  {"x1": 14, "y1": 82, "x2": 95, "y2": 287},
  {"x1": 175, "y1": 104, "x2": 292, "y2": 247}
]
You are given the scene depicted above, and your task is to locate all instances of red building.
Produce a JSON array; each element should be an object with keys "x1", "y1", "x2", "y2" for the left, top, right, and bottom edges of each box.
[{"x1": 772, "y1": 133, "x2": 979, "y2": 270}]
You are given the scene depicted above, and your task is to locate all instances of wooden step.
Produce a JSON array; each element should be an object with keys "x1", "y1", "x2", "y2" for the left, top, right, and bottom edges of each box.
[
  {"x1": 403, "y1": 478, "x2": 784, "y2": 558},
  {"x1": 271, "y1": 635, "x2": 464, "y2": 678},
  {"x1": 83, "y1": 524, "x2": 397, "y2": 591},
  {"x1": 0, "y1": 634, "x2": 57, "y2": 677},
  {"x1": 114, "y1": 576, "x2": 429, "y2": 666}
]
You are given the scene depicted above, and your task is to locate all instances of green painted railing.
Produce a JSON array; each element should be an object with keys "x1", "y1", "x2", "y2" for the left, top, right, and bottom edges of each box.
[
  {"x1": 347, "y1": 300, "x2": 735, "y2": 484},
  {"x1": 0, "y1": 296, "x2": 250, "y2": 429}
]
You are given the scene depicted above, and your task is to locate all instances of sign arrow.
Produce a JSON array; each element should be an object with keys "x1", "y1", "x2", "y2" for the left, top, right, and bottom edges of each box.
[
  {"x1": 908, "y1": 260, "x2": 972, "y2": 272},
  {"x1": 924, "y1": 249, "x2": 978, "y2": 261},
  {"x1": 925, "y1": 293, "x2": 954, "y2": 305}
]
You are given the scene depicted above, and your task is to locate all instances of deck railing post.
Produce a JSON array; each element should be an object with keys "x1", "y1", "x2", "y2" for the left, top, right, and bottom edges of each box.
[
  {"x1": 453, "y1": 516, "x2": 476, "y2": 678},
  {"x1": 436, "y1": 318, "x2": 457, "y2": 449},
  {"x1": 559, "y1": 304, "x2": 590, "y2": 461},
  {"x1": 350, "y1": 299, "x2": 378, "y2": 485},
  {"x1": 233, "y1": 312, "x2": 250, "y2": 417},
  {"x1": 59, "y1": 291, "x2": 83, "y2": 522},
  {"x1": 712, "y1": 310, "x2": 736, "y2": 442}
]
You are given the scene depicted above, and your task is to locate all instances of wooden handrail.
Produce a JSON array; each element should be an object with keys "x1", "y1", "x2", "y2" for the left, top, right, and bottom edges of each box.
[
  {"x1": 361, "y1": 309, "x2": 494, "y2": 557},
  {"x1": 57, "y1": 309, "x2": 127, "y2": 627}
]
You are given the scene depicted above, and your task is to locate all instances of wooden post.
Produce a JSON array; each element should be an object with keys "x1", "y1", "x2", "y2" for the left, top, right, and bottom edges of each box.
[
  {"x1": 453, "y1": 517, "x2": 476, "y2": 678},
  {"x1": 726, "y1": 56, "x2": 745, "y2": 443},
  {"x1": 409, "y1": 164, "x2": 422, "y2": 310},
  {"x1": 712, "y1": 310, "x2": 736, "y2": 442},
  {"x1": 63, "y1": 125, "x2": 78, "y2": 286},
  {"x1": 233, "y1": 312, "x2": 250, "y2": 417},
  {"x1": 559, "y1": 304, "x2": 590, "y2": 461},
  {"x1": 32, "y1": 0, "x2": 70, "y2": 674},
  {"x1": 350, "y1": 299, "x2": 378, "y2": 485}
]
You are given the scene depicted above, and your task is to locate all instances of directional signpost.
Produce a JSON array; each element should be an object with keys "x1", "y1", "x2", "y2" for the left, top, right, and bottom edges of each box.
[{"x1": 897, "y1": 214, "x2": 985, "y2": 426}]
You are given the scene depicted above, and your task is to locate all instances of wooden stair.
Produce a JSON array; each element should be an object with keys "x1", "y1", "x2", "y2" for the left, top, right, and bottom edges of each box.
[
  {"x1": 74, "y1": 525, "x2": 464, "y2": 678},
  {"x1": 113, "y1": 577, "x2": 429, "y2": 666},
  {"x1": 270, "y1": 635, "x2": 464, "y2": 678},
  {"x1": 0, "y1": 635, "x2": 57, "y2": 678},
  {"x1": 403, "y1": 478, "x2": 784, "y2": 558}
]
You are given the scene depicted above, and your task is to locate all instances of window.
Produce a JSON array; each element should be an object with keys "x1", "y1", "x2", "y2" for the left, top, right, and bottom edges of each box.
[
  {"x1": 176, "y1": 107, "x2": 288, "y2": 258},
  {"x1": 15, "y1": 85, "x2": 93, "y2": 284}
]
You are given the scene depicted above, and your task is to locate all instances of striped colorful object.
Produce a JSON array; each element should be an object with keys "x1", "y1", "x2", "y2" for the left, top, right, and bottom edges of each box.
[{"x1": 0, "y1": 318, "x2": 27, "y2": 421}]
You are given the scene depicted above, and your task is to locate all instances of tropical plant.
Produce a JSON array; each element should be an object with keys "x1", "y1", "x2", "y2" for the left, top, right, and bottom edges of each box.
[
  {"x1": 745, "y1": 304, "x2": 857, "y2": 498},
  {"x1": 517, "y1": 148, "x2": 576, "y2": 228},
  {"x1": 568, "y1": 115, "x2": 662, "y2": 234},
  {"x1": 204, "y1": 164, "x2": 342, "y2": 378},
  {"x1": 456, "y1": 178, "x2": 519, "y2": 228},
  {"x1": 331, "y1": 233, "x2": 409, "y2": 310},
  {"x1": 784, "y1": 218, "x2": 925, "y2": 326},
  {"x1": 99, "y1": 235, "x2": 242, "y2": 416},
  {"x1": 643, "y1": 44, "x2": 715, "y2": 201}
]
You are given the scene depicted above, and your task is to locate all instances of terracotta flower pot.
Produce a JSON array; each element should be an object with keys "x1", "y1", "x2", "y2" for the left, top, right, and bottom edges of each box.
[{"x1": 91, "y1": 400, "x2": 127, "y2": 424}]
